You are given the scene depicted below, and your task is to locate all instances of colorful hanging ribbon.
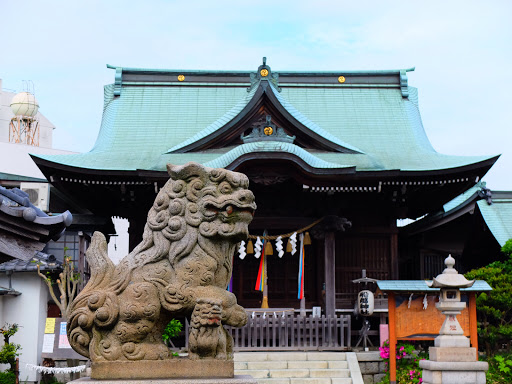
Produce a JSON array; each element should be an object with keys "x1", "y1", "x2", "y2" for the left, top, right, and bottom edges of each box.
[
  {"x1": 227, "y1": 251, "x2": 234, "y2": 292},
  {"x1": 297, "y1": 233, "x2": 305, "y2": 300},
  {"x1": 255, "y1": 239, "x2": 266, "y2": 291}
]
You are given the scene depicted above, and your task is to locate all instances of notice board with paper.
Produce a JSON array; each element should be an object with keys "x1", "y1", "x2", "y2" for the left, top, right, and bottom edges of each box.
[{"x1": 41, "y1": 318, "x2": 83, "y2": 359}]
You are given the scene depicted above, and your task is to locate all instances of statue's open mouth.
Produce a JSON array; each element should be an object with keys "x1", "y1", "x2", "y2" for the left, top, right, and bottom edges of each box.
[{"x1": 204, "y1": 199, "x2": 256, "y2": 220}]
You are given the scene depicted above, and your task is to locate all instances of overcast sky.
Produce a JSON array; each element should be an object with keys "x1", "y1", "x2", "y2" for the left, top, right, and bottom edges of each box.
[{"x1": 1, "y1": 0, "x2": 511, "y2": 189}]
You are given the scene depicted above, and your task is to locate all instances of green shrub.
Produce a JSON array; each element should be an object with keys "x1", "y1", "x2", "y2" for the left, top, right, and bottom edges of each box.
[
  {"x1": 162, "y1": 319, "x2": 183, "y2": 344},
  {"x1": 0, "y1": 371, "x2": 15, "y2": 384},
  {"x1": 377, "y1": 340, "x2": 428, "y2": 383},
  {"x1": 486, "y1": 353, "x2": 512, "y2": 384},
  {"x1": 465, "y1": 239, "x2": 512, "y2": 355}
]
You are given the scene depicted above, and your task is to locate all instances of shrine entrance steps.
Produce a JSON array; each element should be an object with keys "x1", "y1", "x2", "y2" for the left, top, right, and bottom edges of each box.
[{"x1": 234, "y1": 351, "x2": 364, "y2": 384}]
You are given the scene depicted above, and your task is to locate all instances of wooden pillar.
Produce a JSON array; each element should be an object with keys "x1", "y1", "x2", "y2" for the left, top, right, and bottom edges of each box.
[
  {"x1": 388, "y1": 292, "x2": 397, "y2": 384},
  {"x1": 469, "y1": 292, "x2": 479, "y2": 360},
  {"x1": 390, "y1": 232, "x2": 399, "y2": 279},
  {"x1": 128, "y1": 216, "x2": 144, "y2": 252},
  {"x1": 324, "y1": 231, "x2": 336, "y2": 317}
]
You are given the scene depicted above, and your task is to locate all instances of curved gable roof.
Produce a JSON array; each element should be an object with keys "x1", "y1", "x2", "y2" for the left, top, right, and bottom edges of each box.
[{"x1": 32, "y1": 63, "x2": 498, "y2": 180}]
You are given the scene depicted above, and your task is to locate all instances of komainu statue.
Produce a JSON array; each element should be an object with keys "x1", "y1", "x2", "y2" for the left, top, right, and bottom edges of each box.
[{"x1": 67, "y1": 162, "x2": 256, "y2": 362}]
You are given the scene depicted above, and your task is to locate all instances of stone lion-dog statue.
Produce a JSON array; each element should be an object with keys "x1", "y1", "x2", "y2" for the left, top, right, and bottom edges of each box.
[{"x1": 67, "y1": 162, "x2": 255, "y2": 362}]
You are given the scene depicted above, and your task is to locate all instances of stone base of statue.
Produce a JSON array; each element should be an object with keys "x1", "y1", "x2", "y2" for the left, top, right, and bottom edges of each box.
[
  {"x1": 419, "y1": 331, "x2": 488, "y2": 383},
  {"x1": 93, "y1": 359, "x2": 234, "y2": 379},
  {"x1": 69, "y1": 376, "x2": 257, "y2": 384},
  {"x1": 420, "y1": 359, "x2": 488, "y2": 384},
  {"x1": 66, "y1": 359, "x2": 257, "y2": 383}
]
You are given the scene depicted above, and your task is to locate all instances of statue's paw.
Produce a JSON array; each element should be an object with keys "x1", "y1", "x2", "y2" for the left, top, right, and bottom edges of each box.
[{"x1": 160, "y1": 284, "x2": 194, "y2": 312}]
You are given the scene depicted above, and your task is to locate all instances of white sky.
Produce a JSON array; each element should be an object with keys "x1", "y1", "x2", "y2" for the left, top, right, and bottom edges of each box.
[{"x1": 1, "y1": 0, "x2": 511, "y2": 189}]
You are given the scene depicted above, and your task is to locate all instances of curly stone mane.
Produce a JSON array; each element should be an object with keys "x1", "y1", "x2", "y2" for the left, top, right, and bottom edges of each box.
[{"x1": 67, "y1": 162, "x2": 255, "y2": 362}]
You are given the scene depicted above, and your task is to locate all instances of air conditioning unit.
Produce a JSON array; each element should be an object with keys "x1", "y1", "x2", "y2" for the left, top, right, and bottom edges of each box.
[{"x1": 20, "y1": 182, "x2": 50, "y2": 212}]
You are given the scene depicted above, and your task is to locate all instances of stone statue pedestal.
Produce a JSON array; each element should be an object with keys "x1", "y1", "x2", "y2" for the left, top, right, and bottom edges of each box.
[
  {"x1": 90, "y1": 359, "x2": 235, "y2": 380},
  {"x1": 420, "y1": 332, "x2": 488, "y2": 383},
  {"x1": 69, "y1": 376, "x2": 257, "y2": 384},
  {"x1": 420, "y1": 360, "x2": 488, "y2": 384}
]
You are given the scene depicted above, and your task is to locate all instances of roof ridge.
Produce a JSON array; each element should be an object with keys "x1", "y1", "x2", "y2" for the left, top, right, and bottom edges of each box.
[
  {"x1": 267, "y1": 82, "x2": 364, "y2": 154},
  {"x1": 166, "y1": 83, "x2": 260, "y2": 153},
  {"x1": 203, "y1": 141, "x2": 354, "y2": 170}
]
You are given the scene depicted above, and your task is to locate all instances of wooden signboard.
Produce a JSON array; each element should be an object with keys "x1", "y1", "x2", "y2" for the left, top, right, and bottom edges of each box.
[
  {"x1": 41, "y1": 318, "x2": 83, "y2": 360},
  {"x1": 394, "y1": 294, "x2": 470, "y2": 339},
  {"x1": 387, "y1": 292, "x2": 478, "y2": 384}
]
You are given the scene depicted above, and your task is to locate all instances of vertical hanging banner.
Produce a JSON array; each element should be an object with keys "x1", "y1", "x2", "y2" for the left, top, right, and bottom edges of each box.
[
  {"x1": 255, "y1": 239, "x2": 266, "y2": 291},
  {"x1": 298, "y1": 233, "x2": 305, "y2": 300},
  {"x1": 227, "y1": 251, "x2": 234, "y2": 292}
]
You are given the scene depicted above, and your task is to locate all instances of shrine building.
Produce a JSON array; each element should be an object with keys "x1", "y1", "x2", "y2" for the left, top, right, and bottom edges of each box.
[{"x1": 31, "y1": 59, "x2": 499, "y2": 316}]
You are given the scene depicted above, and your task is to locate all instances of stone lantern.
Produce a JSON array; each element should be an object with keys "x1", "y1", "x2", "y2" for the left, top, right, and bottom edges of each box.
[{"x1": 419, "y1": 255, "x2": 488, "y2": 384}]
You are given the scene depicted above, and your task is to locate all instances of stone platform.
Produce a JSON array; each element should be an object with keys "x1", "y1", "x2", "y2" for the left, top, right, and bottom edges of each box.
[
  {"x1": 89, "y1": 359, "x2": 236, "y2": 380},
  {"x1": 69, "y1": 376, "x2": 257, "y2": 384},
  {"x1": 419, "y1": 360, "x2": 488, "y2": 384}
]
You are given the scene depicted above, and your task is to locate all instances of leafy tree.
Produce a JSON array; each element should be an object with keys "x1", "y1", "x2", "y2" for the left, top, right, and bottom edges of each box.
[
  {"x1": 465, "y1": 238, "x2": 512, "y2": 355},
  {"x1": 0, "y1": 323, "x2": 21, "y2": 377},
  {"x1": 37, "y1": 249, "x2": 80, "y2": 320}
]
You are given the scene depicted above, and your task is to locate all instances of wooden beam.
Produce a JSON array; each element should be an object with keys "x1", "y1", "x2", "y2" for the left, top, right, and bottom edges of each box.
[
  {"x1": 324, "y1": 231, "x2": 336, "y2": 317},
  {"x1": 469, "y1": 292, "x2": 478, "y2": 360},
  {"x1": 390, "y1": 232, "x2": 399, "y2": 279},
  {"x1": 388, "y1": 292, "x2": 397, "y2": 384},
  {"x1": 0, "y1": 232, "x2": 44, "y2": 262}
]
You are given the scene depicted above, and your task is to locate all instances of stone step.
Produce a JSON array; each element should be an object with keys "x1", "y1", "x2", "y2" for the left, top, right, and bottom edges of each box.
[
  {"x1": 328, "y1": 361, "x2": 348, "y2": 369},
  {"x1": 234, "y1": 352, "x2": 356, "y2": 384},
  {"x1": 257, "y1": 379, "x2": 353, "y2": 384},
  {"x1": 258, "y1": 379, "x2": 291, "y2": 384},
  {"x1": 240, "y1": 369, "x2": 271, "y2": 379},
  {"x1": 287, "y1": 361, "x2": 328, "y2": 369},
  {"x1": 234, "y1": 352, "x2": 347, "y2": 362},
  {"x1": 235, "y1": 368, "x2": 351, "y2": 378},
  {"x1": 236, "y1": 361, "x2": 349, "y2": 370},
  {"x1": 267, "y1": 369, "x2": 319, "y2": 379},
  {"x1": 309, "y1": 369, "x2": 350, "y2": 378}
]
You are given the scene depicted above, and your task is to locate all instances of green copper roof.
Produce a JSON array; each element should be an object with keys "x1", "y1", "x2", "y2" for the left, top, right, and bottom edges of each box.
[
  {"x1": 33, "y1": 65, "x2": 498, "y2": 175},
  {"x1": 202, "y1": 141, "x2": 353, "y2": 170},
  {"x1": 377, "y1": 280, "x2": 492, "y2": 292},
  {"x1": 478, "y1": 198, "x2": 512, "y2": 246},
  {"x1": 443, "y1": 183, "x2": 482, "y2": 212}
]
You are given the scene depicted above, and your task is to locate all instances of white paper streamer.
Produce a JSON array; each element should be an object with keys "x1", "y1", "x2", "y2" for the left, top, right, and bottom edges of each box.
[
  {"x1": 275, "y1": 236, "x2": 284, "y2": 258},
  {"x1": 289, "y1": 232, "x2": 297, "y2": 255},
  {"x1": 25, "y1": 363, "x2": 87, "y2": 374},
  {"x1": 423, "y1": 294, "x2": 428, "y2": 310},
  {"x1": 254, "y1": 237, "x2": 263, "y2": 258},
  {"x1": 238, "y1": 240, "x2": 246, "y2": 260},
  {"x1": 408, "y1": 293, "x2": 413, "y2": 308}
]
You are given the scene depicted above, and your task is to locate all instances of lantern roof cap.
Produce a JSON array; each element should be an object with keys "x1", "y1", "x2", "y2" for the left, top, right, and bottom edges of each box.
[{"x1": 427, "y1": 255, "x2": 475, "y2": 289}]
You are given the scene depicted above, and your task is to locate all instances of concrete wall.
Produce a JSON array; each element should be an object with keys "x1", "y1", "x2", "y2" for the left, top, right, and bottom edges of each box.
[
  {"x1": 0, "y1": 272, "x2": 49, "y2": 383},
  {"x1": 0, "y1": 142, "x2": 75, "y2": 180}
]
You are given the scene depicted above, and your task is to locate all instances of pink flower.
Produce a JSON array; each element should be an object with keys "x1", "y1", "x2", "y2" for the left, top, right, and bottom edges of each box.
[{"x1": 379, "y1": 346, "x2": 390, "y2": 359}]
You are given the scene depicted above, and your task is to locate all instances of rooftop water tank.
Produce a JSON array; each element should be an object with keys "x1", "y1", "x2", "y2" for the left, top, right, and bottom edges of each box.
[{"x1": 10, "y1": 92, "x2": 39, "y2": 117}]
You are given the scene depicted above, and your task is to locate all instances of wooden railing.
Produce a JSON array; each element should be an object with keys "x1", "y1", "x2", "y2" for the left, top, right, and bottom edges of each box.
[{"x1": 184, "y1": 313, "x2": 351, "y2": 352}]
